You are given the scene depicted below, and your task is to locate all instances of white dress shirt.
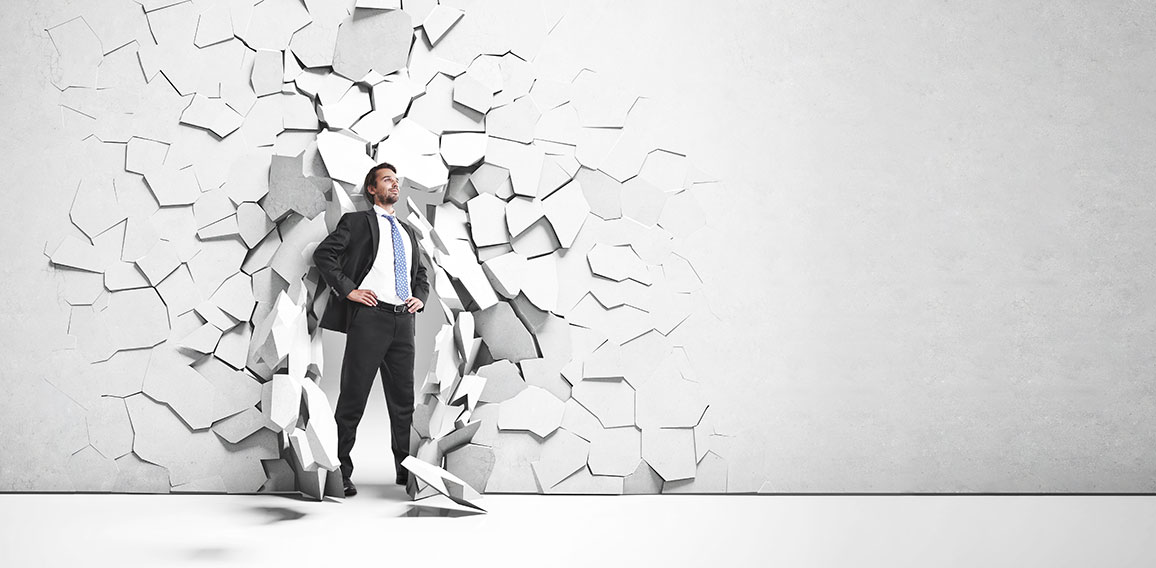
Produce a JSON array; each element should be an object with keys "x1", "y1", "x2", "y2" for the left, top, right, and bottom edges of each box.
[{"x1": 358, "y1": 204, "x2": 414, "y2": 304}]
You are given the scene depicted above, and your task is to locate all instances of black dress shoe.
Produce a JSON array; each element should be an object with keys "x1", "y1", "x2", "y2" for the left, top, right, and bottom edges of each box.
[{"x1": 343, "y1": 477, "x2": 357, "y2": 497}]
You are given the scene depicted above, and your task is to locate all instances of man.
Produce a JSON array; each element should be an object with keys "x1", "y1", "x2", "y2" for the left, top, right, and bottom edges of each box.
[{"x1": 312, "y1": 162, "x2": 430, "y2": 497}]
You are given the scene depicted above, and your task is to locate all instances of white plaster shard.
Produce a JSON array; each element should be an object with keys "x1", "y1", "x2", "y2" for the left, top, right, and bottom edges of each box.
[{"x1": 497, "y1": 386, "x2": 563, "y2": 438}]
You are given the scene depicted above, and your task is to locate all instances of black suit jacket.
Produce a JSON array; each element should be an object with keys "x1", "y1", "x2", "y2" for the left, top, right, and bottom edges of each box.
[{"x1": 313, "y1": 209, "x2": 430, "y2": 333}]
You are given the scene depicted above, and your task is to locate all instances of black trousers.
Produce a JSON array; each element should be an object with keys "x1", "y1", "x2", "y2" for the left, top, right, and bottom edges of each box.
[{"x1": 334, "y1": 303, "x2": 416, "y2": 480}]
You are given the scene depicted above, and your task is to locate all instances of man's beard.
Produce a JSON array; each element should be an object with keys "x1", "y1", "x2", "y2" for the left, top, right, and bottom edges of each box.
[{"x1": 380, "y1": 191, "x2": 399, "y2": 205}]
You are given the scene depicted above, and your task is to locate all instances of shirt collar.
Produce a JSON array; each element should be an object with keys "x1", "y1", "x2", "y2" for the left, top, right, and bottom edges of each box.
[{"x1": 372, "y1": 204, "x2": 397, "y2": 218}]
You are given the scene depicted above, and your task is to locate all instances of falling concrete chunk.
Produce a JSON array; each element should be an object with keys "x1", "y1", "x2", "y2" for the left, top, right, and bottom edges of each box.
[
  {"x1": 588, "y1": 426, "x2": 642, "y2": 476},
  {"x1": 497, "y1": 386, "x2": 563, "y2": 438},
  {"x1": 531, "y1": 429, "x2": 589, "y2": 489},
  {"x1": 571, "y1": 379, "x2": 635, "y2": 428},
  {"x1": 262, "y1": 373, "x2": 301, "y2": 433},
  {"x1": 332, "y1": 9, "x2": 412, "y2": 80},
  {"x1": 474, "y1": 301, "x2": 538, "y2": 362},
  {"x1": 180, "y1": 94, "x2": 244, "y2": 138},
  {"x1": 401, "y1": 456, "x2": 485, "y2": 512},
  {"x1": 423, "y1": 4, "x2": 464, "y2": 45},
  {"x1": 263, "y1": 151, "x2": 330, "y2": 222},
  {"x1": 642, "y1": 427, "x2": 696, "y2": 482},
  {"x1": 664, "y1": 451, "x2": 728, "y2": 493},
  {"x1": 251, "y1": 49, "x2": 284, "y2": 97},
  {"x1": 476, "y1": 360, "x2": 527, "y2": 403},
  {"x1": 440, "y1": 132, "x2": 487, "y2": 167}
]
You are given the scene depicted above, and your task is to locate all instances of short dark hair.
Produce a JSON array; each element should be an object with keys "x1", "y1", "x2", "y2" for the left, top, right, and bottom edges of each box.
[{"x1": 362, "y1": 162, "x2": 397, "y2": 204}]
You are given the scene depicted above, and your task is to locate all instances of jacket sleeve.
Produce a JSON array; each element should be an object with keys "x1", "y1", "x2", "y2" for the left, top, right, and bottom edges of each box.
[
  {"x1": 312, "y1": 213, "x2": 359, "y2": 300},
  {"x1": 412, "y1": 246, "x2": 431, "y2": 313}
]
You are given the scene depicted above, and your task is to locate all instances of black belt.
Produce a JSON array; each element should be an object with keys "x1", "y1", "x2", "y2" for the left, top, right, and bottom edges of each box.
[{"x1": 367, "y1": 301, "x2": 409, "y2": 313}]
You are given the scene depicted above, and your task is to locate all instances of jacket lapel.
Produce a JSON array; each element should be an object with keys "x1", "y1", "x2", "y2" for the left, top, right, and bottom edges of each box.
[{"x1": 366, "y1": 209, "x2": 380, "y2": 266}]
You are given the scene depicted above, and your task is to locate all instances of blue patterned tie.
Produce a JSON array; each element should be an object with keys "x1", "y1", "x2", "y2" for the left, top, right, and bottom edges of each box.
[{"x1": 382, "y1": 214, "x2": 409, "y2": 300}]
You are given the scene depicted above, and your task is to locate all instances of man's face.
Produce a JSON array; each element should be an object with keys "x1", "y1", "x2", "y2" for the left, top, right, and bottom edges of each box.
[{"x1": 372, "y1": 169, "x2": 400, "y2": 205}]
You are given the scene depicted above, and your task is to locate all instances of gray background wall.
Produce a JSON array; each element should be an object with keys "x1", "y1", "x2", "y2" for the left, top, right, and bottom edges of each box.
[{"x1": 4, "y1": 0, "x2": 1156, "y2": 492}]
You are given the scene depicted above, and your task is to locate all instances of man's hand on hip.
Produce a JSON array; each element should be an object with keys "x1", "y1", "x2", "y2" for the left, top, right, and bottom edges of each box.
[
  {"x1": 348, "y1": 289, "x2": 378, "y2": 306},
  {"x1": 405, "y1": 297, "x2": 424, "y2": 313}
]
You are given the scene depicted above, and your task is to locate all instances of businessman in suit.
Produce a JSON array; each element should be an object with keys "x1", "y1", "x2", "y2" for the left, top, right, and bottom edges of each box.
[{"x1": 312, "y1": 162, "x2": 430, "y2": 497}]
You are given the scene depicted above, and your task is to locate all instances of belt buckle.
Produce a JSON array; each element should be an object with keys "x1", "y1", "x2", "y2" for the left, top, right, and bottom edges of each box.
[{"x1": 392, "y1": 302, "x2": 406, "y2": 313}]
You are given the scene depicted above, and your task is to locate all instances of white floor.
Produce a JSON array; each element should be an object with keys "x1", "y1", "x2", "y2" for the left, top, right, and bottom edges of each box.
[{"x1": 4, "y1": 486, "x2": 1156, "y2": 567}]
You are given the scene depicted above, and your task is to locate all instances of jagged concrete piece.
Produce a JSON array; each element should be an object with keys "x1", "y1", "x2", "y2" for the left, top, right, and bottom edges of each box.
[
  {"x1": 497, "y1": 386, "x2": 563, "y2": 438},
  {"x1": 453, "y1": 73, "x2": 495, "y2": 114},
  {"x1": 445, "y1": 444, "x2": 496, "y2": 495},
  {"x1": 263, "y1": 151, "x2": 330, "y2": 222},
  {"x1": 487, "y1": 95, "x2": 540, "y2": 144},
  {"x1": 587, "y1": 243, "x2": 651, "y2": 284},
  {"x1": 477, "y1": 360, "x2": 527, "y2": 403},
  {"x1": 560, "y1": 398, "x2": 602, "y2": 443},
  {"x1": 251, "y1": 49, "x2": 284, "y2": 97},
  {"x1": 486, "y1": 136, "x2": 544, "y2": 198},
  {"x1": 588, "y1": 426, "x2": 642, "y2": 476},
  {"x1": 143, "y1": 165, "x2": 201, "y2": 207},
  {"x1": 70, "y1": 179, "x2": 126, "y2": 240},
  {"x1": 441, "y1": 132, "x2": 487, "y2": 167},
  {"x1": 237, "y1": 0, "x2": 311, "y2": 51},
  {"x1": 641, "y1": 427, "x2": 696, "y2": 482},
  {"x1": 481, "y1": 251, "x2": 526, "y2": 299},
  {"x1": 474, "y1": 301, "x2": 538, "y2": 362},
  {"x1": 50, "y1": 236, "x2": 104, "y2": 273},
  {"x1": 402, "y1": 456, "x2": 486, "y2": 511},
  {"x1": 505, "y1": 196, "x2": 543, "y2": 237},
  {"x1": 623, "y1": 459, "x2": 663, "y2": 494},
  {"x1": 332, "y1": 8, "x2": 412, "y2": 80},
  {"x1": 542, "y1": 179, "x2": 591, "y2": 248},
  {"x1": 466, "y1": 193, "x2": 510, "y2": 247},
  {"x1": 316, "y1": 129, "x2": 375, "y2": 186},
  {"x1": 664, "y1": 451, "x2": 728, "y2": 493},
  {"x1": 211, "y1": 406, "x2": 267, "y2": 444},
  {"x1": 531, "y1": 429, "x2": 589, "y2": 489},
  {"x1": 571, "y1": 379, "x2": 635, "y2": 428},
  {"x1": 179, "y1": 94, "x2": 243, "y2": 138}
]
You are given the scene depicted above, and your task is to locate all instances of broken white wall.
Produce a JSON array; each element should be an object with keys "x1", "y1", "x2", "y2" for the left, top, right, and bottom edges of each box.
[{"x1": 4, "y1": 0, "x2": 1156, "y2": 493}]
